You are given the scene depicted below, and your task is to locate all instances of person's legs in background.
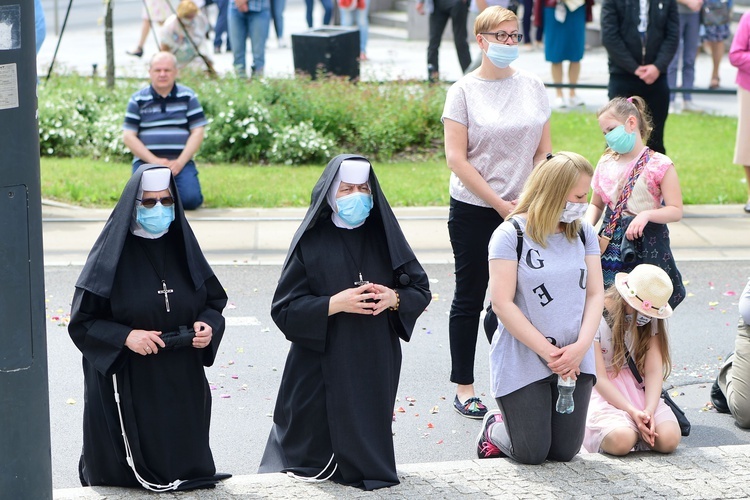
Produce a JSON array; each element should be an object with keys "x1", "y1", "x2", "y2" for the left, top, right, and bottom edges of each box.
[
  {"x1": 708, "y1": 38, "x2": 725, "y2": 89},
  {"x1": 681, "y1": 11, "x2": 701, "y2": 111},
  {"x1": 214, "y1": 0, "x2": 231, "y2": 52},
  {"x1": 128, "y1": 19, "x2": 152, "y2": 56},
  {"x1": 522, "y1": 0, "x2": 534, "y2": 48},
  {"x1": 305, "y1": 0, "x2": 314, "y2": 27},
  {"x1": 449, "y1": 0, "x2": 471, "y2": 73},
  {"x1": 270, "y1": 0, "x2": 286, "y2": 47},
  {"x1": 567, "y1": 61, "x2": 582, "y2": 104},
  {"x1": 229, "y1": 8, "x2": 249, "y2": 77},
  {"x1": 320, "y1": 0, "x2": 333, "y2": 25},
  {"x1": 667, "y1": 19, "x2": 683, "y2": 112},
  {"x1": 174, "y1": 161, "x2": 204, "y2": 210},
  {"x1": 426, "y1": 1, "x2": 450, "y2": 82},
  {"x1": 356, "y1": 0, "x2": 370, "y2": 60},
  {"x1": 645, "y1": 75, "x2": 671, "y2": 155},
  {"x1": 247, "y1": 7, "x2": 271, "y2": 77},
  {"x1": 551, "y1": 62, "x2": 564, "y2": 105}
]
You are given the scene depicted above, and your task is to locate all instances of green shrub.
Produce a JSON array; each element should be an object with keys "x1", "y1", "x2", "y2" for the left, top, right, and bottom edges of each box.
[{"x1": 38, "y1": 74, "x2": 448, "y2": 165}]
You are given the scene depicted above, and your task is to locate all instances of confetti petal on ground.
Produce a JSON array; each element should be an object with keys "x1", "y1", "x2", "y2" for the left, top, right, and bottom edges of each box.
[
  {"x1": 723, "y1": 291, "x2": 737, "y2": 296},
  {"x1": 406, "y1": 396, "x2": 416, "y2": 402},
  {"x1": 231, "y1": 375, "x2": 239, "y2": 379},
  {"x1": 228, "y1": 360, "x2": 235, "y2": 365},
  {"x1": 66, "y1": 398, "x2": 76, "y2": 405},
  {"x1": 427, "y1": 423, "x2": 434, "y2": 429},
  {"x1": 220, "y1": 394, "x2": 231, "y2": 398},
  {"x1": 709, "y1": 301, "x2": 719, "y2": 306},
  {"x1": 430, "y1": 405, "x2": 439, "y2": 414},
  {"x1": 261, "y1": 327, "x2": 271, "y2": 332},
  {"x1": 436, "y1": 440, "x2": 443, "y2": 444},
  {"x1": 396, "y1": 407, "x2": 406, "y2": 413}
]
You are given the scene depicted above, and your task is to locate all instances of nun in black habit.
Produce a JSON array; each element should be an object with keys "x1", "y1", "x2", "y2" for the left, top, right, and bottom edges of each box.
[
  {"x1": 68, "y1": 164, "x2": 229, "y2": 491},
  {"x1": 258, "y1": 154, "x2": 431, "y2": 490}
]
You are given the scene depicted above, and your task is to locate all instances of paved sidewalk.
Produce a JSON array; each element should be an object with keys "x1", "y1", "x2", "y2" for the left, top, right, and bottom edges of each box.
[
  {"x1": 54, "y1": 445, "x2": 750, "y2": 499},
  {"x1": 42, "y1": 202, "x2": 750, "y2": 266}
]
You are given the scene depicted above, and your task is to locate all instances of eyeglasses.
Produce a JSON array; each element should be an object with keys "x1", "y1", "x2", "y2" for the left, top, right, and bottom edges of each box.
[
  {"x1": 480, "y1": 31, "x2": 523, "y2": 43},
  {"x1": 138, "y1": 196, "x2": 175, "y2": 208}
]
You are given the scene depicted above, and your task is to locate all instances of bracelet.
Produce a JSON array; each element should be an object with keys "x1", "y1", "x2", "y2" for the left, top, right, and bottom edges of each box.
[{"x1": 389, "y1": 290, "x2": 400, "y2": 311}]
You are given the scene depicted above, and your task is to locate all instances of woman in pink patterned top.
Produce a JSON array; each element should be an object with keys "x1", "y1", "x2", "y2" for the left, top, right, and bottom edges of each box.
[{"x1": 585, "y1": 96, "x2": 685, "y2": 309}]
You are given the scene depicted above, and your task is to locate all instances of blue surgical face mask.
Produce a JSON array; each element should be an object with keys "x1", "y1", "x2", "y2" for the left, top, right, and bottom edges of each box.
[
  {"x1": 482, "y1": 38, "x2": 519, "y2": 69},
  {"x1": 136, "y1": 204, "x2": 175, "y2": 234},
  {"x1": 560, "y1": 201, "x2": 588, "y2": 223},
  {"x1": 605, "y1": 124, "x2": 636, "y2": 154},
  {"x1": 336, "y1": 192, "x2": 373, "y2": 227}
]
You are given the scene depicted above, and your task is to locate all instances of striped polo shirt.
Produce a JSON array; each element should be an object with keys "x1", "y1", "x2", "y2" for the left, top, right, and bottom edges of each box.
[{"x1": 123, "y1": 83, "x2": 207, "y2": 163}]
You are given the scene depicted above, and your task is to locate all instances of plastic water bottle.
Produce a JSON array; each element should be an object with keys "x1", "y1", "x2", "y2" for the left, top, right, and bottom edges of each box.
[{"x1": 556, "y1": 375, "x2": 576, "y2": 414}]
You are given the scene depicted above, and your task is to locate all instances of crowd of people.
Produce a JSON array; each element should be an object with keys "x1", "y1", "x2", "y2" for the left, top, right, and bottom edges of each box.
[{"x1": 59, "y1": 1, "x2": 750, "y2": 494}]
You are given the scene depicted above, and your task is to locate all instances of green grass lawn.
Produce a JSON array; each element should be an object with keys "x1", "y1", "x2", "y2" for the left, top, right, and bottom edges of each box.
[{"x1": 40, "y1": 111, "x2": 745, "y2": 208}]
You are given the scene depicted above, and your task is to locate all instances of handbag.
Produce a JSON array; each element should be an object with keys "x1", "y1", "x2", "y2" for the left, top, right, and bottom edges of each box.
[
  {"x1": 702, "y1": 0, "x2": 731, "y2": 26},
  {"x1": 627, "y1": 354, "x2": 691, "y2": 436},
  {"x1": 598, "y1": 149, "x2": 651, "y2": 255}
]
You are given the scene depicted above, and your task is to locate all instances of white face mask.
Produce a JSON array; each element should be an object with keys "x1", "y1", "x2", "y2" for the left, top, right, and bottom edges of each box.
[
  {"x1": 626, "y1": 313, "x2": 653, "y2": 327},
  {"x1": 559, "y1": 201, "x2": 588, "y2": 223}
]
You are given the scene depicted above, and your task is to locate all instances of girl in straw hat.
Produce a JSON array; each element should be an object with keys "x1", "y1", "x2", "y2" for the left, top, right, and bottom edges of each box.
[{"x1": 583, "y1": 263, "x2": 682, "y2": 455}]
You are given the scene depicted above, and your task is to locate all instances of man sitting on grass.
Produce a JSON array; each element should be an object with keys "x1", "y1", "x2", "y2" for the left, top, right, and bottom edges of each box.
[{"x1": 123, "y1": 51, "x2": 206, "y2": 210}]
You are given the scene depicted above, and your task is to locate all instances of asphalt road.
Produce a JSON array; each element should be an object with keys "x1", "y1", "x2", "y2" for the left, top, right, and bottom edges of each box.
[{"x1": 45, "y1": 261, "x2": 750, "y2": 489}]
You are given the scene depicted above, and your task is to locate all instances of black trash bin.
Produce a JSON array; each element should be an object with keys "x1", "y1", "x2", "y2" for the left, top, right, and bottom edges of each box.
[{"x1": 291, "y1": 27, "x2": 360, "y2": 80}]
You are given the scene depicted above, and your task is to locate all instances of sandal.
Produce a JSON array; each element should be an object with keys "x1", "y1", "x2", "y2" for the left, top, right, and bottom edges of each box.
[
  {"x1": 453, "y1": 395, "x2": 488, "y2": 419},
  {"x1": 709, "y1": 77, "x2": 720, "y2": 90}
]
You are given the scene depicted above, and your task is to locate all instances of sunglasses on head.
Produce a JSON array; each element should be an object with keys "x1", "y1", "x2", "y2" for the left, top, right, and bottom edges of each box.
[{"x1": 138, "y1": 196, "x2": 175, "y2": 208}]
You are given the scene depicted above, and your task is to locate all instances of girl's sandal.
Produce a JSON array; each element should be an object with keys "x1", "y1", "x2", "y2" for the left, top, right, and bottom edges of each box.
[{"x1": 709, "y1": 77, "x2": 720, "y2": 89}]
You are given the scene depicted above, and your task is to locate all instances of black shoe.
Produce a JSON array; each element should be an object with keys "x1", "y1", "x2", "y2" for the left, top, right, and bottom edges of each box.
[
  {"x1": 711, "y1": 378, "x2": 730, "y2": 413},
  {"x1": 126, "y1": 47, "x2": 144, "y2": 58}
]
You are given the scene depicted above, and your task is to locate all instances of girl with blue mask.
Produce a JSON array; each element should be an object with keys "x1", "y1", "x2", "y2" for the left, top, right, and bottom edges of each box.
[{"x1": 585, "y1": 96, "x2": 685, "y2": 310}]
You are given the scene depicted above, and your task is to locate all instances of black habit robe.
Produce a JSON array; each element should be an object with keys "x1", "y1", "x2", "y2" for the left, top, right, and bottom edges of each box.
[
  {"x1": 68, "y1": 164, "x2": 228, "y2": 490},
  {"x1": 258, "y1": 155, "x2": 431, "y2": 490}
]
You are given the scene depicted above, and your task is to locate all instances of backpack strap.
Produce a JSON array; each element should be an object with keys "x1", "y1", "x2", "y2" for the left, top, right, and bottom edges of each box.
[{"x1": 508, "y1": 218, "x2": 523, "y2": 262}]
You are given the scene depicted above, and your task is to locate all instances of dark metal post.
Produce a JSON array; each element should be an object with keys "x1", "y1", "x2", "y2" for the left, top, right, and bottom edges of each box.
[{"x1": 0, "y1": 0, "x2": 53, "y2": 498}]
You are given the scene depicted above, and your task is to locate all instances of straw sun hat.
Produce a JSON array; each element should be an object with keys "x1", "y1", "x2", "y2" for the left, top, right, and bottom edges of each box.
[{"x1": 614, "y1": 264, "x2": 674, "y2": 319}]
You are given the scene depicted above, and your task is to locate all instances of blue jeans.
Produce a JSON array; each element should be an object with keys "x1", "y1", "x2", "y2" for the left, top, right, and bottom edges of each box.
[
  {"x1": 339, "y1": 0, "x2": 369, "y2": 54},
  {"x1": 667, "y1": 11, "x2": 701, "y2": 102},
  {"x1": 270, "y1": 0, "x2": 286, "y2": 39},
  {"x1": 229, "y1": 6, "x2": 271, "y2": 75},
  {"x1": 133, "y1": 160, "x2": 203, "y2": 210},
  {"x1": 304, "y1": 0, "x2": 332, "y2": 27},
  {"x1": 214, "y1": 0, "x2": 231, "y2": 50}
]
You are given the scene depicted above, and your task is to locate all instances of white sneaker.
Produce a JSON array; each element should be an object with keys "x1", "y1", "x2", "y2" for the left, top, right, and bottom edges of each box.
[
  {"x1": 568, "y1": 95, "x2": 585, "y2": 107},
  {"x1": 682, "y1": 101, "x2": 704, "y2": 113},
  {"x1": 277, "y1": 38, "x2": 288, "y2": 49},
  {"x1": 554, "y1": 96, "x2": 567, "y2": 109}
]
